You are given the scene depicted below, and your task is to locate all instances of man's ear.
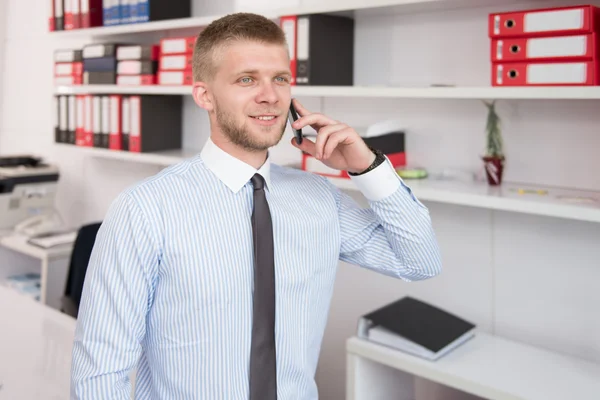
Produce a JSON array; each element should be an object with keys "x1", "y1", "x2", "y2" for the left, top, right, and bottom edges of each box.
[{"x1": 192, "y1": 81, "x2": 213, "y2": 111}]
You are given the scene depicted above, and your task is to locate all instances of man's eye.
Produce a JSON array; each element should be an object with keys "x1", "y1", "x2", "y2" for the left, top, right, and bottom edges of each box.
[
  {"x1": 276, "y1": 76, "x2": 289, "y2": 83},
  {"x1": 240, "y1": 77, "x2": 253, "y2": 84}
]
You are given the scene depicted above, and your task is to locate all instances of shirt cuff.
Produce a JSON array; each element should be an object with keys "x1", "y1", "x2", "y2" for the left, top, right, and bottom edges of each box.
[{"x1": 348, "y1": 156, "x2": 402, "y2": 201}]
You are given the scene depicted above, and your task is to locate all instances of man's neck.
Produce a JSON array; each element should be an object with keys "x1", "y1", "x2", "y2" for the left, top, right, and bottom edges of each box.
[{"x1": 210, "y1": 134, "x2": 268, "y2": 170}]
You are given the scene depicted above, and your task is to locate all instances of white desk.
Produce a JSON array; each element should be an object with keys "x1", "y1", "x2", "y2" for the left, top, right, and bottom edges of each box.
[
  {"x1": 347, "y1": 334, "x2": 600, "y2": 400},
  {"x1": 0, "y1": 285, "x2": 76, "y2": 399},
  {"x1": 0, "y1": 233, "x2": 72, "y2": 309}
]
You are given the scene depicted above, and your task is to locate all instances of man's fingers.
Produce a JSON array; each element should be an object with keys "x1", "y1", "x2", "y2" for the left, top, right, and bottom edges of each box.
[
  {"x1": 291, "y1": 136, "x2": 317, "y2": 157},
  {"x1": 323, "y1": 129, "x2": 352, "y2": 159},
  {"x1": 315, "y1": 123, "x2": 347, "y2": 159},
  {"x1": 292, "y1": 112, "x2": 337, "y2": 131}
]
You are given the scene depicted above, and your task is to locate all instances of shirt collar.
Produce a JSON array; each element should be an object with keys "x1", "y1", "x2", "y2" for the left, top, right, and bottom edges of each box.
[{"x1": 200, "y1": 137, "x2": 271, "y2": 193}]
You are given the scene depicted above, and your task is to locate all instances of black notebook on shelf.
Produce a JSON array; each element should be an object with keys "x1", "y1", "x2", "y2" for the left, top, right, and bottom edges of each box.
[{"x1": 357, "y1": 296, "x2": 476, "y2": 361}]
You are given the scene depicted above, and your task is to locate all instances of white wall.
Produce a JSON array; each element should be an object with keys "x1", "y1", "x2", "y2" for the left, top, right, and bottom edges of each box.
[{"x1": 1, "y1": 1, "x2": 599, "y2": 399}]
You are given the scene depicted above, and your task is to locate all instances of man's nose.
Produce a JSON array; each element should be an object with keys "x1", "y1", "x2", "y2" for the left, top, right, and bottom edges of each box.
[{"x1": 256, "y1": 82, "x2": 278, "y2": 103}]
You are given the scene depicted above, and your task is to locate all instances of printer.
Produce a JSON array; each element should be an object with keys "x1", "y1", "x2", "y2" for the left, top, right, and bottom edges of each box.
[{"x1": 0, "y1": 156, "x2": 61, "y2": 233}]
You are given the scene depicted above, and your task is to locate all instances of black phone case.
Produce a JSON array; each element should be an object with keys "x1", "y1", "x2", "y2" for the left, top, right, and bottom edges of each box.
[{"x1": 288, "y1": 102, "x2": 303, "y2": 144}]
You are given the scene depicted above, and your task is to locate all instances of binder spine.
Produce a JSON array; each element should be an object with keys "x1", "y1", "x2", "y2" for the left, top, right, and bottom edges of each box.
[
  {"x1": 295, "y1": 16, "x2": 309, "y2": 84},
  {"x1": 76, "y1": 95, "x2": 85, "y2": 146},
  {"x1": 280, "y1": 15, "x2": 297, "y2": 85},
  {"x1": 109, "y1": 95, "x2": 122, "y2": 150},
  {"x1": 49, "y1": 0, "x2": 56, "y2": 31},
  {"x1": 120, "y1": 0, "x2": 130, "y2": 24},
  {"x1": 55, "y1": 0, "x2": 64, "y2": 30},
  {"x1": 137, "y1": 0, "x2": 148, "y2": 23},
  {"x1": 101, "y1": 96, "x2": 110, "y2": 148},
  {"x1": 121, "y1": 96, "x2": 130, "y2": 151},
  {"x1": 129, "y1": 0, "x2": 138, "y2": 23},
  {"x1": 92, "y1": 96, "x2": 102, "y2": 147},
  {"x1": 68, "y1": 95, "x2": 76, "y2": 144},
  {"x1": 84, "y1": 95, "x2": 93, "y2": 147}
]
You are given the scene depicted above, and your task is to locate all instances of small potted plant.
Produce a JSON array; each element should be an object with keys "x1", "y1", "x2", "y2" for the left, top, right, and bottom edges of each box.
[{"x1": 482, "y1": 100, "x2": 505, "y2": 186}]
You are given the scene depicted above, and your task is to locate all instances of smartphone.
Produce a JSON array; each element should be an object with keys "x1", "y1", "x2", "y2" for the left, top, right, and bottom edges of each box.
[{"x1": 288, "y1": 100, "x2": 303, "y2": 145}]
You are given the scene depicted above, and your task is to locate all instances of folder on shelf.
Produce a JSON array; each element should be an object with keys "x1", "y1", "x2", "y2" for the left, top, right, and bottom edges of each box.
[
  {"x1": 101, "y1": 96, "x2": 110, "y2": 148},
  {"x1": 159, "y1": 54, "x2": 192, "y2": 71},
  {"x1": 83, "y1": 43, "x2": 120, "y2": 59},
  {"x1": 54, "y1": 49, "x2": 82, "y2": 63},
  {"x1": 53, "y1": 96, "x2": 59, "y2": 143},
  {"x1": 80, "y1": 0, "x2": 103, "y2": 28},
  {"x1": 489, "y1": 5, "x2": 600, "y2": 38},
  {"x1": 116, "y1": 45, "x2": 159, "y2": 61},
  {"x1": 92, "y1": 96, "x2": 102, "y2": 147},
  {"x1": 54, "y1": 0, "x2": 64, "y2": 31},
  {"x1": 76, "y1": 95, "x2": 85, "y2": 146},
  {"x1": 280, "y1": 15, "x2": 297, "y2": 85},
  {"x1": 58, "y1": 96, "x2": 68, "y2": 143},
  {"x1": 119, "y1": 0, "x2": 130, "y2": 24},
  {"x1": 49, "y1": 0, "x2": 56, "y2": 31},
  {"x1": 117, "y1": 60, "x2": 157, "y2": 75},
  {"x1": 55, "y1": 62, "x2": 83, "y2": 76},
  {"x1": 491, "y1": 33, "x2": 599, "y2": 62},
  {"x1": 84, "y1": 95, "x2": 93, "y2": 147},
  {"x1": 84, "y1": 71, "x2": 117, "y2": 84},
  {"x1": 357, "y1": 296, "x2": 476, "y2": 361},
  {"x1": 128, "y1": 96, "x2": 182, "y2": 153},
  {"x1": 72, "y1": 0, "x2": 81, "y2": 29},
  {"x1": 295, "y1": 13, "x2": 354, "y2": 86},
  {"x1": 103, "y1": 0, "x2": 115, "y2": 26},
  {"x1": 492, "y1": 61, "x2": 600, "y2": 86},
  {"x1": 64, "y1": 0, "x2": 73, "y2": 29},
  {"x1": 159, "y1": 36, "x2": 196, "y2": 55},
  {"x1": 136, "y1": 0, "x2": 191, "y2": 23},
  {"x1": 116, "y1": 75, "x2": 156, "y2": 85},
  {"x1": 68, "y1": 95, "x2": 76, "y2": 144},
  {"x1": 129, "y1": 0, "x2": 138, "y2": 23},
  {"x1": 121, "y1": 96, "x2": 130, "y2": 151},
  {"x1": 158, "y1": 70, "x2": 192, "y2": 85},
  {"x1": 109, "y1": 95, "x2": 122, "y2": 150},
  {"x1": 84, "y1": 56, "x2": 117, "y2": 72},
  {"x1": 65, "y1": 0, "x2": 82, "y2": 30}
]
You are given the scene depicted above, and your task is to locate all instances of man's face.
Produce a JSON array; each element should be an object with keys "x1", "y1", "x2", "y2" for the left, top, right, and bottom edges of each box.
[{"x1": 209, "y1": 40, "x2": 292, "y2": 152}]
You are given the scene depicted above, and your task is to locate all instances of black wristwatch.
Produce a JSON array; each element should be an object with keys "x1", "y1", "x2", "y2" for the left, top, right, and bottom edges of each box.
[{"x1": 348, "y1": 147, "x2": 386, "y2": 176}]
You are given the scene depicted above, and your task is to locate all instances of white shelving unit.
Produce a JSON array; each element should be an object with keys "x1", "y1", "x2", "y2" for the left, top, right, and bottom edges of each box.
[
  {"x1": 54, "y1": 84, "x2": 600, "y2": 100},
  {"x1": 55, "y1": 144, "x2": 600, "y2": 224},
  {"x1": 347, "y1": 334, "x2": 600, "y2": 400}
]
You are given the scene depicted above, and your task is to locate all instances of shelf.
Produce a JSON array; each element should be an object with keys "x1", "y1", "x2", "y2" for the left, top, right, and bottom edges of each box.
[
  {"x1": 55, "y1": 144, "x2": 600, "y2": 224},
  {"x1": 48, "y1": 0, "x2": 545, "y2": 38},
  {"x1": 55, "y1": 143, "x2": 200, "y2": 166},
  {"x1": 55, "y1": 85, "x2": 193, "y2": 95},
  {"x1": 0, "y1": 233, "x2": 73, "y2": 261},
  {"x1": 54, "y1": 85, "x2": 600, "y2": 100},
  {"x1": 347, "y1": 334, "x2": 600, "y2": 400}
]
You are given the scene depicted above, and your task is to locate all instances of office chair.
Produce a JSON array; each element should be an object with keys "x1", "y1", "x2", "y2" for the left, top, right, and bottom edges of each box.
[{"x1": 60, "y1": 222, "x2": 102, "y2": 318}]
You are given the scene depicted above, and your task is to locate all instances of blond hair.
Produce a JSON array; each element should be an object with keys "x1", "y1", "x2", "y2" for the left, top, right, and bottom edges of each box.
[{"x1": 192, "y1": 13, "x2": 287, "y2": 82}]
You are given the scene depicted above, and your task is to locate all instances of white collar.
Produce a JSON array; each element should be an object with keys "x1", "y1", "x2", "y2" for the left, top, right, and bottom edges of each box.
[{"x1": 200, "y1": 137, "x2": 271, "y2": 193}]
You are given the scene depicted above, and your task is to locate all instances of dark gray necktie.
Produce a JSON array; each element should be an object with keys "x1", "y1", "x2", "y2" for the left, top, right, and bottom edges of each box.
[{"x1": 249, "y1": 173, "x2": 277, "y2": 400}]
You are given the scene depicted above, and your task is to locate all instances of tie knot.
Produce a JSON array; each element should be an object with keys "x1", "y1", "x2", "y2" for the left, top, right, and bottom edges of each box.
[{"x1": 251, "y1": 173, "x2": 265, "y2": 190}]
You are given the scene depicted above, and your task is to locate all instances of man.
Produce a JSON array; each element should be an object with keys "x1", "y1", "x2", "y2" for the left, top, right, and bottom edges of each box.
[{"x1": 70, "y1": 12, "x2": 442, "y2": 400}]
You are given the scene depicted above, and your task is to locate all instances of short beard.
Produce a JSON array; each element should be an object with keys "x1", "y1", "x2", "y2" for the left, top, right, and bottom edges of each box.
[{"x1": 214, "y1": 97, "x2": 286, "y2": 152}]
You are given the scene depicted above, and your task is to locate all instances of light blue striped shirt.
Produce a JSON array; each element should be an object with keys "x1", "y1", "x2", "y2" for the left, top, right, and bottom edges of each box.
[{"x1": 71, "y1": 138, "x2": 442, "y2": 399}]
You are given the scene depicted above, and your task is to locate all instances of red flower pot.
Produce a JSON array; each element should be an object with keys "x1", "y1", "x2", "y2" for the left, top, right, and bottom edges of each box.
[{"x1": 482, "y1": 156, "x2": 505, "y2": 186}]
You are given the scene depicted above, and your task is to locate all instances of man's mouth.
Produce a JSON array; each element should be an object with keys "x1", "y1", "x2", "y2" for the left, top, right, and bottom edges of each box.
[{"x1": 250, "y1": 115, "x2": 277, "y2": 121}]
